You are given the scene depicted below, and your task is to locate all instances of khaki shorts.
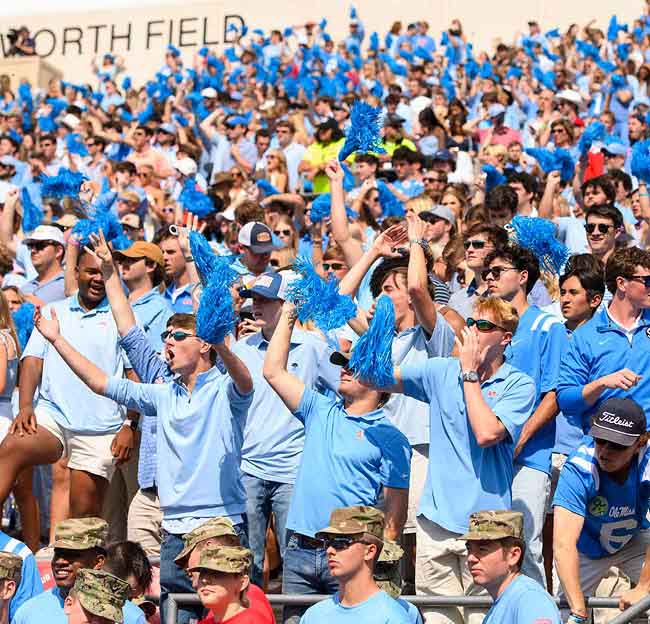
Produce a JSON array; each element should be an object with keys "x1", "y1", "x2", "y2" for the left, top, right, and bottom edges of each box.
[
  {"x1": 37, "y1": 408, "x2": 118, "y2": 481},
  {"x1": 404, "y1": 444, "x2": 429, "y2": 534}
]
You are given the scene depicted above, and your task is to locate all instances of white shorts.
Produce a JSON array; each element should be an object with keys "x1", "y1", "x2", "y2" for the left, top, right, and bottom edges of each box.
[
  {"x1": 37, "y1": 409, "x2": 118, "y2": 481},
  {"x1": 404, "y1": 444, "x2": 429, "y2": 534},
  {"x1": 0, "y1": 416, "x2": 10, "y2": 444}
]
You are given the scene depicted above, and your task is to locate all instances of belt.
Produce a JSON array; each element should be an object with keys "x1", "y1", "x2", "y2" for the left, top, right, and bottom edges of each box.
[
  {"x1": 141, "y1": 485, "x2": 158, "y2": 495},
  {"x1": 294, "y1": 533, "x2": 325, "y2": 549}
]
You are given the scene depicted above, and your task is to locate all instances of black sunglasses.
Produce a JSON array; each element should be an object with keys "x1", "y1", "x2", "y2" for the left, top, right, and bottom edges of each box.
[
  {"x1": 629, "y1": 275, "x2": 650, "y2": 288},
  {"x1": 463, "y1": 239, "x2": 487, "y2": 250},
  {"x1": 419, "y1": 213, "x2": 443, "y2": 224},
  {"x1": 481, "y1": 266, "x2": 518, "y2": 281},
  {"x1": 269, "y1": 258, "x2": 280, "y2": 267},
  {"x1": 466, "y1": 317, "x2": 505, "y2": 332},
  {"x1": 594, "y1": 438, "x2": 629, "y2": 452},
  {"x1": 274, "y1": 229, "x2": 292, "y2": 236},
  {"x1": 160, "y1": 330, "x2": 197, "y2": 342},
  {"x1": 321, "y1": 536, "x2": 368, "y2": 551},
  {"x1": 323, "y1": 262, "x2": 346, "y2": 271},
  {"x1": 585, "y1": 223, "x2": 613, "y2": 235},
  {"x1": 26, "y1": 241, "x2": 53, "y2": 251}
]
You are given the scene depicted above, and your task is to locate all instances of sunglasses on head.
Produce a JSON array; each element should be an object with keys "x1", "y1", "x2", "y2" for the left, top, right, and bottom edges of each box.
[
  {"x1": 320, "y1": 535, "x2": 368, "y2": 551},
  {"x1": 274, "y1": 229, "x2": 292, "y2": 236},
  {"x1": 629, "y1": 274, "x2": 650, "y2": 288},
  {"x1": 323, "y1": 262, "x2": 346, "y2": 271},
  {"x1": 160, "y1": 330, "x2": 196, "y2": 342},
  {"x1": 466, "y1": 317, "x2": 505, "y2": 332},
  {"x1": 481, "y1": 266, "x2": 518, "y2": 281},
  {"x1": 26, "y1": 241, "x2": 53, "y2": 251},
  {"x1": 585, "y1": 223, "x2": 613, "y2": 235},
  {"x1": 463, "y1": 239, "x2": 487, "y2": 250}
]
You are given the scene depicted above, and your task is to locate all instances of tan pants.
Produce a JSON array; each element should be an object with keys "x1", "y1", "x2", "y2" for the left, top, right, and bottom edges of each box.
[
  {"x1": 127, "y1": 488, "x2": 163, "y2": 557},
  {"x1": 405, "y1": 444, "x2": 430, "y2": 534},
  {"x1": 416, "y1": 515, "x2": 487, "y2": 624}
]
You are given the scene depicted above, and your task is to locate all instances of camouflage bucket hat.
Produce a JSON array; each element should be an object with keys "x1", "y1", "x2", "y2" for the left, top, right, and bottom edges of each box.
[
  {"x1": 374, "y1": 540, "x2": 404, "y2": 598},
  {"x1": 175, "y1": 517, "x2": 238, "y2": 566},
  {"x1": 188, "y1": 545, "x2": 252, "y2": 575},
  {"x1": 316, "y1": 506, "x2": 384, "y2": 540},
  {"x1": 73, "y1": 569, "x2": 129, "y2": 623},
  {"x1": 0, "y1": 552, "x2": 22, "y2": 582},
  {"x1": 460, "y1": 510, "x2": 524, "y2": 541},
  {"x1": 52, "y1": 517, "x2": 109, "y2": 551}
]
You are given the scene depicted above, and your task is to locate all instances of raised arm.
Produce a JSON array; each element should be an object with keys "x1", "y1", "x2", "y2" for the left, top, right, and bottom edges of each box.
[
  {"x1": 406, "y1": 213, "x2": 437, "y2": 334},
  {"x1": 214, "y1": 341, "x2": 253, "y2": 395},
  {"x1": 262, "y1": 302, "x2": 305, "y2": 412},
  {"x1": 0, "y1": 189, "x2": 19, "y2": 256}
]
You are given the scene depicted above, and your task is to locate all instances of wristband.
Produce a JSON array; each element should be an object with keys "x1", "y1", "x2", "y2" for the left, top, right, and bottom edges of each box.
[
  {"x1": 409, "y1": 238, "x2": 429, "y2": 253},
  {"x1": 568, "y1": 612, "x2": 588, "y2": 624},
  {"x1": 122, "y1": 419, "x2": 138, "y2": 431},
  {"x1": 184, "y1": 256, "x2": 194, "y2": 262},
  {"x1": 640, "y1": 193, "x2": 650, "y2": 198}
]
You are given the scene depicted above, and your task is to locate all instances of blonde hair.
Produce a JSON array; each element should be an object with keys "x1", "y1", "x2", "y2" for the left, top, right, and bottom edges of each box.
[
  {"x1": 0, "y1": 290, "x2": 21, "y2": 356},
  {"x1": 270, "y1": 247, "x2": 296, "y2": 269},
  {"x1": 485, "y1": 144, "x2": 507, "y2": 161},
  {"x1": 472, "y1": 297, "x2": 519, "y2": 334},
  {"x1": 406, "y1": 194, "x2": 434, "y2": 216},
  {"x1": 274, "y1": 215, "x2": 298, "y2": 253},
  {"x1": 266, "y1": 149, "x2": 287, "y2": 174}
]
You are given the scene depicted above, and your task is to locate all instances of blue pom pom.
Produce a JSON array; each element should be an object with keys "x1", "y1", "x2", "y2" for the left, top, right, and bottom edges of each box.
[
  {"x1": 631, "y1": 139, "x2": 650, "y2": 183},
  {"x1": 195, "y1": 258, "x2": 239, "y2": 344},
  {"x1": 369, "y1": 32, "x2": 379, "y2": 52},
  {"x1": 179, "y1": 179, "x2": 215, "y2": 217},
  {"x1": 256, "y1": 179, "x2": 280, "y2": 197},
  {"x1": 20, "y1": 188, "x2": 43, "y2": 233},
  {"x1": 525, "y1": 148, "x2": 575, "y2": 182},
  {"x1": 545, "y1": 28, "x2": 561, "y2": 38},
  {"x1": 286, "y1": 256, "x2": 357, "y2": 331},
  {"x1": 376, "y1": 180, "x2": 404, "y2": 217},
  {"x1": 189, "y1": 231, "x2": 220, "y2": 285},
  {"x1": 40, "y1": 168, "x2": 87, "y2": 199},
  {"x1": 482, "y1": 165, "x2": 506, "y2": 193},
  {"x1": 12, "y1": 302, "x2": 35, "y2": 350},
  {"x1": 509, "y1": 216, "x2": 569, "y2": 274},
  {"x1": 341, "y1": 163, "x2": 356, "y2": 192},
  {"x1": 66, "y1": 133, "x2": 88, "y2": 157},
  {"x1": 111, "y1": 234, "x2": 133, "y2": 251},
  {"x1": 310, "y1": 193, "x2": 356, "y2": 223},
  {"x1": 578, "y1": 121, "x2": 608, "y2": 155},
  {"x1": 349, "y1": 295, "x2": 395, "y2": 386},
  {"x1": 338, "y1": 101, "x2": 386, "y2": 161},
  {"x1": 121, "y1": 76, "x2": 132, "y2": 91}
]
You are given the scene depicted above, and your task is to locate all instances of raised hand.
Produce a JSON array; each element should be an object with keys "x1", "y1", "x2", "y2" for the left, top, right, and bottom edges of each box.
[
  {"x1": 372, "y1": 223, "x2": 409, "y2": 258},
  {"x1": 34, "y1": 307, "x2": 61, "y2": 344}
]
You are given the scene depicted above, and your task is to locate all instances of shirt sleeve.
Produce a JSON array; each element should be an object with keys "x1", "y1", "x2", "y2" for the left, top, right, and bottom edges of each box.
[
  {"x1": 104, "y1": 377, "x2": 162, "y2": 415},
  {"x1": 377, "y1": 429, "x2": 412, "y2": 489},
  {"x1": 556, "y1": 332, "x2": 592, "y2": 418},
  {"x1": 515, "y1": 590, "x2": 561, "y2": 623},
  {"x1": 226, "y1": 378, "x2": 254, "y2": 419},
  {"x1": 539, "y1": 321, "x2": 569, "y2": 394},
  {"x1": 426, "y1": 315, "x2": 455, "y2": 357},
  {"x1": 119, "y1": 326, "x2": 172, "y2": 383},
  {"x1": 552, "y1": 455, "x2": 590, "y2": 516},
  {"x1": 400, "y1": 357, "x2": 446, "y2": 403},
  {"x1": 492, "y1": 373, "x2": 536, "y2": 443},
  {"x1": 292, "y1": 386, "x2": 323, "y2": 428}
]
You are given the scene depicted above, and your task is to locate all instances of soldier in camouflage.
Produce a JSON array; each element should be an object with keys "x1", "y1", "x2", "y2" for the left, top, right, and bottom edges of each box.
[{"x1": 0, "y1": 552, "x2": 22, "y2": 624}]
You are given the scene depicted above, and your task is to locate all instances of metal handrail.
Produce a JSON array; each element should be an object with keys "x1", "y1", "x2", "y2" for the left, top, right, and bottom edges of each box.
[{"x1": 163, "y1": 592, "x2": 650, "y2": 624}]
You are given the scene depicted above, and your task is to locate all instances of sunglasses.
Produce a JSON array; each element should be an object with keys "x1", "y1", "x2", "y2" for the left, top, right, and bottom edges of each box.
[
  {"x1": 138, "y1": 172, "x2": 151, "y2": 177},
  {"x1": 162, "y1": 207, "x2": 175, "y2": 214},
  {"x1": 274, "y1": 229, "x2": 292, "y2": 236},
  {"x1": 594, "y1": 438, "x2": 629, "y2": 452},
  {"x1": 585, "y1": 223, "x2": 613, "y2": 235},
  {"x1": 424, "y1": 177, "x2": 445, "y2": 183},
  {"x1": 463, "y1": 239, "x2": 487, "y2": 250},
  {"x1": 481, "y1": 266, "x2": 518, "y2": 281},
  {"x1": 551, "y1": 127, "x2": 566, "y2": 133},
  {"x1": 269, "y1": 258, "x2": 280, "y2": 267},
  {"x1": 323, "y1": 262, "x2": 346, "y2": 271},
  {"x1": 629, "y1": 275, "x2": 650, "y2": 288},
  {"x1": 321, "y1": 536, "x2": 368, "y2": 551},
  {"x1": 160, "y1": 330, "x2": 197, "y2": 342},
  {"x1": 419, "y1": 213, "x2": 443, "y2": 224},
  {"x1": 26, "y1": 241, "x2": 53, "y2": 251},
  {"x1": 466, "y1": 317, "x2": 505, "y2": 332}
]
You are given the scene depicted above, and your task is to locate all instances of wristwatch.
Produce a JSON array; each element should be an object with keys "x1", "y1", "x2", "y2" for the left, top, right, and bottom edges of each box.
[
  {"x1": 461, "y1": 370, "x2": 479, "y2": 383},
  {"x1": 409, "y1": 238, "x2": 429, "y2": 252}
]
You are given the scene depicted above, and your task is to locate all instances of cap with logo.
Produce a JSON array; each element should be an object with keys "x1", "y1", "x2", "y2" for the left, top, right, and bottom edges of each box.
[
  {"x1": 588, "y1": 397, "x2": 646, "y2": 447},
  {"x1": 23, "y1": 225, "x2": 66, "y2": 247},
  {"x1": 0, "y1": 552, "x2": 22, "y2": 582},
  {"x1": 114, "y1": 241, "x2": 163, "y2": 267},
  {"x1": 52, "y1": 517, "x2": 109, "y2": 551},
  {"x1": 72, "y1": 569, "x2": 129, "y2": 624},
  {"x1": 460, "y1": 510, "x2": 524, "y2": 541},
  {"x1": 315, "y1": 506, "x2": 384, "y2": 540},
  {"x1": 238, "y1": 222, "x2": 277, "y2": 254},
  {"x1": 174, "y1": 516, "x2": 238, "y2": 566},
  {"x1": 188, "y1": 545, "x2": 252, "y2": 574},
  {"x1": 420, "y1": 204, "x2": 455, "y2": 224},
  {"x1": 119, "y1": 213, "x2": 142, "y2": 230},
  {"x1": 374, "y1": 540, "x2": 404, "y2": 598},
  {"x1": 239, "y1": 271, "x2": 293, "y2": 301}
]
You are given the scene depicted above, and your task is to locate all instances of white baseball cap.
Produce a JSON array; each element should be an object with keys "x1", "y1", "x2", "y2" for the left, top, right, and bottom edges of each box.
[
  {"x1": 174, "y1": 158, "x2": 197, "y2": 177},
  {"x1": 60, "y1": 113, "x2": 81, "y2": 130},
  {"x1": 23, "y1": 225, "x2": 65, "y2": 246},
  {"x1": 201, "y1": 87, "x2": 218, "y2": 99}
]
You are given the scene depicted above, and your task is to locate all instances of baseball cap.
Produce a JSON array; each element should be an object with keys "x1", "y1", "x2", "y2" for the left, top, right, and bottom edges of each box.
[
  {"x1": 188, "y1": 546, "x2": 252, "y2": 575},
  {"x1": 158, "y1": 122, "x2": 176, "y2": 135},
  {"x1": 460, "y1": 510, "x2": 524, "y2": 541},
  {"x1": 226, "y1": 115, "x2": 249, "y2": 128},
  {"x1": 239, "y1": 271, "x2": 292, "y2": 301},
  {"x1": 23, "y1": 225, "x2": 65, "y2": 247},
  {"x1": 420, "y1": 204, "x2": 455, "y2": 224},
  {"x1": 114, "y1": 241, "x2": 163, "y2": 266},
  {"x1": 72, "y1": 569, "x2": 129, "y2": 624},
  {"x1": 316, "y1": 506, "x2": 384, "y2": 539},
  {"x1": 238, "y1": 222, "x2": 276, "y2": 254},
  {"x1": 383, "y1": 113, "x2": 405, "y2": 127},
  {"x1": 52, "y1": 517, "x2": 109, "y2": 551},
  {"x1": 60, "y1": 113, "x2": 80, "y2": 130},
  {"x1": 118, "y1": 191, "x2": 141, "y2": 205},
  {"x1": 53, "y1": 214, "x2": 79, "y2": 229},
  {"x1": 555, "y1": 89, "x2": 583, "y2": 108},
  {"x1": 175, "y1": 517, "x2": 238, "y2": 566},
  {"x1": 329, "y1": 351, "x2": 351, "y2": 367},
  {"x1": 119, "y1": 213, "x2": 141, "y2": 229},
  {"x1": 488, "y1": 103, "x2": 506, "y2": 118},
  {"x1": 0, "y1": 552, "x2": 22, "y2": 582},
  {"x1": 432, "y1": 148, "x2": 456, "y2": 163},
  {"x1": 201, "y1": 87, "x2": 218, "y2": 98},
  {"x1": 588, "y1": 397, "x2": 646, "y2": 447},
  {"x1": 174, "y1": 158, "x2": 198, "y2": 177},
  {"x1": 602, "y1": 143, "x2": 627, "y2": 157}
]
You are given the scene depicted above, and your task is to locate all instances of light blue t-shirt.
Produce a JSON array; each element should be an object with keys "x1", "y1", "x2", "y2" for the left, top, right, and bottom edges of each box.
[
  {"x1": 130, "y1": 287, "x2": 173, "y2": 352},
  {"x1": 286, "y1": 388, "x2": 411, "y2": 538},
  {"x1": 23, "y1": 295, "x2": 127, "y2": 434},
  {"x1": 505, "y1": 306, "x2": 568, "y2": 474},
  {"x1": 553, "y1": 437, "x2": 650, "y2": 558},
  {"x1": 401, "y1": 358, "x2": 535, "y2": 533},
  {"x1": 300, "y1": 590, "x2": 411, "y2": 623},
  {"x1": 0, "y1": 532, "x2": 43, "y2": 621},
  {"x1": 232, "y1": 329, "x2": 338, "y2": 483},
  {"x1": 483, "y1": 575, "x2": 560, "y2": 624},
  {"x1": 13, "y1": 587, "x2": 145, "y2": 624},
  {"x1": 105, "y1": 366, "x2": 252, "y2": 529}
]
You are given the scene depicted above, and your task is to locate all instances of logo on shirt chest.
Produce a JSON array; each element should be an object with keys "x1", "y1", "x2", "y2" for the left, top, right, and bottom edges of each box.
[
  {"x1": 646, "y1": 327, "x2": 650, "y2": 339},
  {"x1": 487, "y1": 390, "x2": 497, "y2": 398},
  {"x1": 355, "y1": 430, "x2": 364, "y2": 440},
  {"x1": 588, "y1": 495, "x2": 609, "y2": 517}
]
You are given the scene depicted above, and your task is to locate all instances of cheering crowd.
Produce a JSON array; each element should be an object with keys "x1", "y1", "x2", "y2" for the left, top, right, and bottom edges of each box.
[{"x1": 3, "y1": 2, "x2": 650, "y2": 623}]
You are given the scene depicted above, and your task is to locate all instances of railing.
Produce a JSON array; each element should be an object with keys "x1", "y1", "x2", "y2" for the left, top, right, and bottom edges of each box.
[{"x1": 163, "y1": 593, "x2": 650, "y2": 624}]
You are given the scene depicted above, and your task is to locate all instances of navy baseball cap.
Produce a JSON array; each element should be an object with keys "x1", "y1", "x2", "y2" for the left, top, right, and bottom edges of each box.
[
  {"x1": 239, "y1": 271, "x2": 292, "y2": 301},
  {"x1": 589, "y1": 398, "x2": 646, "y2": 447},
  {"x1": 432, "y1": 149, "x2": 456, "y2": 162},
  {"x1": 238, "y1": 222, "x2": 277, "y2": 254}
]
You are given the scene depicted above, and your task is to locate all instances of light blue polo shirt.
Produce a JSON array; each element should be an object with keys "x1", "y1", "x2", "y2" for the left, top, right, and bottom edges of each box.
[
  {"x1": 286, "y1": 388, "x2": 411, "y2": 538},
  {"x1": 105, "y1": 367, "x2": 252, "y2": 529},
  {"x1": 383, "y1": 318, "x2": 455, "y2": 446},
  {"x1": 0, "y1": 531, "x2": 43, "y2": 621},
  {"x1": 483, "y1": 574, "x2": 560, "y2": 624},
  {"x1": 163, "y1": 281, "x2": 195, "y2": 313},
  {"x1": 557, "y1": 307, "x2": 650, "y2": 431},
  {"x1": 22, "y1": 295, "x2": 127, "y2": 434},
  {"x1": 130, "y1": 287, "x2": 173, "y2": 352},
  {"x1": 20, "y1": 271, "x2": 65, "y2": 304},
  {"x1": 300, "y1": 590, "x2": 411, "y2": 624},
  {"x1": 400, "y1": 358, "x2": 535, "y2": 534},
  {"x1": 232, "y1": 329, "x2": 338, "y2": 484},
  {"x1": 13, "y1": 586, "x2": 145, "y2": 624},
  {"x1": 505, "y1": 305, "x2": 568, "y2": 474}
]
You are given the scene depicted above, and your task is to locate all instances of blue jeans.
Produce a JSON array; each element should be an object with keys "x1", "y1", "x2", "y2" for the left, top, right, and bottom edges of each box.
[
  {"x1": 282, "y1": 532, "x2": 338, "y2": 624},
  {"x1": 242, "y1": 472, "x2": 292, "y2": 586},
  {"x1": 160, "y1": 520, "x2": 248, "y2": 624}
]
